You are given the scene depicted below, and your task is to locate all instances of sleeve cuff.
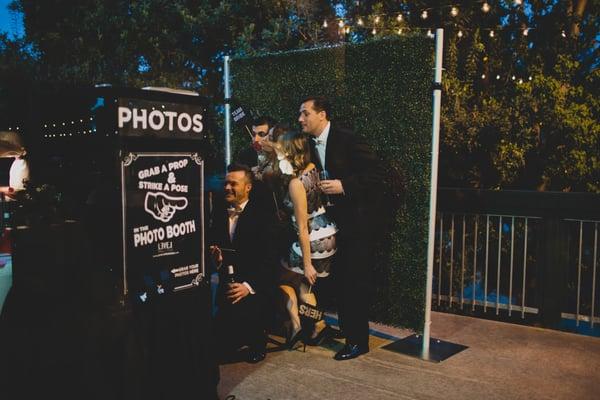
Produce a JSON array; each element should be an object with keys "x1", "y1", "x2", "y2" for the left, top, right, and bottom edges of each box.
[{"x1": 242, "y1": 281, "x2": 255, "y2": 295}]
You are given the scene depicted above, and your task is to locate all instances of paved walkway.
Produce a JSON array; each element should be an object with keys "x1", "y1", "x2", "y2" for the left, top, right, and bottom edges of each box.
[{"x1": 219, "y1": 312, "x2": 600, "y2": 400}]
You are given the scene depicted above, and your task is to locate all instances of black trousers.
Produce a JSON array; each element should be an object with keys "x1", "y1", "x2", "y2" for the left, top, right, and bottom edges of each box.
[
  {"x1": 215, "y1": 291, "x2": 267, "y2": 353},
  {"x1": 333, "y1": 230, "x2": 375, "y2": 349}
]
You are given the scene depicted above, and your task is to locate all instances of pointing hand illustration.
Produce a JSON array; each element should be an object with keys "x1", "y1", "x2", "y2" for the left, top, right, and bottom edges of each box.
[{"x1": 144, "y1": 192, "x2": 188, "y2": 222}]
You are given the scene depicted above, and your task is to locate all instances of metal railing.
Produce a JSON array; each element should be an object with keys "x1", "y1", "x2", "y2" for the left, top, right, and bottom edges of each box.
[{"x1": 433, "y1": 189, "x2": 600, "y2": 332}]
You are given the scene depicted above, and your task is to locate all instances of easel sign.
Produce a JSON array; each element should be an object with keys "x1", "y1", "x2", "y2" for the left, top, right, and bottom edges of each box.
[{"x1": 121, "y1": 152, "x2": 205, "y2": 302}]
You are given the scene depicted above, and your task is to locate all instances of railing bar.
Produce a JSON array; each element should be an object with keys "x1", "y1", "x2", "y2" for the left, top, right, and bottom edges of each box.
[
  {"x1": 561, "y1": 312, "x2": 600, "y2": 324},
  {"x1": 591, "y1": 222, "x2": 597, "y2": 328},
  {"x1": 446, "y1": 212, "x2": 542, "y2": 220},
  {"x1": 522, "y1": 218, "x2": 528, "y2": 319},
  {"x1": 484, "y1": 215, "x2": 490, "y2": 312},
  {"x1": 565, "y1": 218, "x2": 600, "y2": 223},
  {"x1": 472, "y1": 215, "x2": 478, "y2": 312},
  {"x1": 449, "y1": 214, "x2": 455, "y2": 305},
  {"x1": 496, "y1": 216, "x2": 502, "y2": 315},
  {"x1": 438, "y1": 213, "x2": 443, "y2": 307},
  {"x1": 509, "y1": 216, "x2": 515, "y2": 317},
  {"x1": 432, "y1": 294, "x2": 539, "y2": 314},
  {"x1": 576, "y1": 221, "x2": 583, "y2": 327},
  {"x1": 461, "y1": 215, "x2": 466, "y2": 309}
]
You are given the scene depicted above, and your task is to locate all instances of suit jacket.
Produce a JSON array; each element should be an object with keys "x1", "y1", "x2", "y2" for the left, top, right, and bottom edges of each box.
[
  {"x1": 310, "y1": 124, "x2": 383, "y2": 235},
  {"x1": 209, "y1": 199, "x2": 275, "y2": 295}
]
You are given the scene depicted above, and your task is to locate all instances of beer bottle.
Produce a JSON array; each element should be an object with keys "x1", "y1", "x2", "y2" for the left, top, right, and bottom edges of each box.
[{"x1": 226, "y1": 265, "x2": 236, "y2": 284}]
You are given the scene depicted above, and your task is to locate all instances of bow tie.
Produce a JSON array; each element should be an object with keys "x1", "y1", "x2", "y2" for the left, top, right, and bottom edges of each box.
[{"x1": 227, "y1": 206, "x2": 242, "y2": 217}]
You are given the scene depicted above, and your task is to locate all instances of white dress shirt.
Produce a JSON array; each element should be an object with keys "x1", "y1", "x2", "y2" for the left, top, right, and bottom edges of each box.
[{"x1": 314, "y1": 122, "x2": 331, "y2": 168}]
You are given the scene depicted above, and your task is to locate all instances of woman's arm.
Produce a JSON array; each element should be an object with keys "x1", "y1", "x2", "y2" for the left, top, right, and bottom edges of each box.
[{"x1": 289, "y1": 178, "x2": 317, "y2": 285}]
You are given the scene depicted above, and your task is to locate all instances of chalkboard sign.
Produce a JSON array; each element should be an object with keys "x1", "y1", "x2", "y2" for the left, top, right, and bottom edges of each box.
[{"x1": 121, "y1": 152, "x2": 205, "y2": 302}]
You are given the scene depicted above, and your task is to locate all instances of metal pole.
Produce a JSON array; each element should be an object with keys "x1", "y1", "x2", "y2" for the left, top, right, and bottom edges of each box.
[
  {"x1": 224, "y1": 55, "x2": 232, "y2": 170},
  {"x1": 423, "y1": 28, "x2": 444, "y2": 358}
]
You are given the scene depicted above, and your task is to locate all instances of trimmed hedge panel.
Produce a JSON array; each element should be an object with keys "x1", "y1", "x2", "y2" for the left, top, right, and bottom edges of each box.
[{"x1": 231, "y1": 36, "x2": 433, "y2": 330}]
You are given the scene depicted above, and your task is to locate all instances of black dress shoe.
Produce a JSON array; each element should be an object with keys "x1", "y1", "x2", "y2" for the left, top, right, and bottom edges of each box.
[
  {"x1": 247, "y1": 349, "x2": 266, "y2": 363},
  {"x1": 333, "y1": 344, "x2": 368, "y2": 361}
]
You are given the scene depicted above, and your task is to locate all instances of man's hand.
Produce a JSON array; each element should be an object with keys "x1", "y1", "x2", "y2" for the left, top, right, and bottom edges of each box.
[
  {"x1": 319, "y1": 179, "x2": 344, "y2": 195},
  {"x1": 227, "y1": 283, "x2": 250, "y2": 304},
  {"x1": 209, "y1": 245, "x2": 223, "y2": 265}
]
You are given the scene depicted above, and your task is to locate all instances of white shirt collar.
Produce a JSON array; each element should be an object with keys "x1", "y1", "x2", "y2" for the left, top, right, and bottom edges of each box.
[
  {"x1": 315, "y1": 121, "x2": 331, "y2": 144},
  {"x1": 234, "y1": 199, "x2": 249, "y2": 211}
]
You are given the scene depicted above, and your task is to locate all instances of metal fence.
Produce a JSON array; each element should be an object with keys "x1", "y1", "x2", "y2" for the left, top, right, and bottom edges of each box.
[{"x1": 433, "y1": 189, "x2": 600, "y2": 332}]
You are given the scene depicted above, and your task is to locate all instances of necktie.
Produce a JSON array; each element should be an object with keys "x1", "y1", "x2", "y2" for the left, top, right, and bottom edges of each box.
[{"x1": 227, "y1": 206, "x2": 242, "y2": 218}]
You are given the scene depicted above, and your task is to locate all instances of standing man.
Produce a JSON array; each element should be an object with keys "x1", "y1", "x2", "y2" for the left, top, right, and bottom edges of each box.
[
  {"x1": 209, "y1": 163, "x2": 275, "y2": 363},
  {"x1": 298, "y1": 96, "x2": 382, "y2": 360}
]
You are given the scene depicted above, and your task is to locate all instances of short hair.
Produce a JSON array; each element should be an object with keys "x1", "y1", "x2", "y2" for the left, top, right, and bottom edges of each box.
[
  {"x1": 301, "y1": 96, "x2": 331, "y2": 120},
  {"x1": 252, "y1": 115, "x2": 276, "y2": 127},
  {"x1": 227, "y1": 163, "x2": 253, "y2": 184}
]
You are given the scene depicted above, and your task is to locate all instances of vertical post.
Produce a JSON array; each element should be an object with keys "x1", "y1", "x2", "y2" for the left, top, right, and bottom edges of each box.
[
  {"x1": 224, "y1": 55, "x2": 232, "y2": 170},
  {"x1": 423, "y1": 28, "x2": 444, "y2": 358}
]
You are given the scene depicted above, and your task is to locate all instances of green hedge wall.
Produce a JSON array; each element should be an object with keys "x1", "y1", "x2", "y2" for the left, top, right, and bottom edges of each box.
[{"x1": 231, "y1": 36, "x2": 434, "y2": 331}]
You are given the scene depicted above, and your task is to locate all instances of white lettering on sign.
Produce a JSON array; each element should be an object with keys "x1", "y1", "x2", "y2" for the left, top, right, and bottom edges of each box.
[
  {"x1": 118, "y1": 106, "x2": 203, "y2": 133},
  {"x1": 132, "y1": 220, "x2": 196, "y2": 248}
]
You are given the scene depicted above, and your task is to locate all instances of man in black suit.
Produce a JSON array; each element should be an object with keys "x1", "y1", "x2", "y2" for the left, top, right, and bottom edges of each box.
[
  {"x1": 299, "y1": 96, "x2": 382, "y2": 360},
  {"x1": 209, "y1": 163, "x2": 274, "y2": 363}
]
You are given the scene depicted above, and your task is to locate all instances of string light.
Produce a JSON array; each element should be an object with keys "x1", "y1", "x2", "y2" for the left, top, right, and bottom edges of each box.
[
  {"x1": 396, "y1": 14, "x2": 403, "y2": 22},
  {"x1": 397, "y1": 28, "x2": 403, "y2": 35},
  {"x1": 457, "y1": 30, "x2": 463, "y2": 38},
  {"x1": 374, "y1": 16, "x2": 380, "y2": 24},
  {"x1": 496, "y1": 75, "x2": 500, "y2": 80},
  {"x1": 481, "y1": 74, "x2": 486, "y2": 79},
  {"x1": 421, "y1": 10, "x2": 428, "y2": 20},
  {"x1": 372, "y1": 28, "x2": 377, "y2": 35},
  {"x1": 528, "y1": 76, "x2": 533, "y2": 81},
  {"x1": 450, "y1": 7, "x2": 459, "y2": 17},
  {"x1": 323, "y1": 20, "x2": 328, "y2": 28},
  {"x1": 518, "y1": 78, "x2": 523, "y2": 84},
  {"x1": 482, "y1": 2, "x2": 490, "y2": 13},
  {"x1": 511, "y1": 75, "x2": 516, "y2": 80},
  {"x1": 489, "y1": 30, "x2": 495, "y2": 37},
  {"x1": 523, "y1": 28, "x2": 529, "y2": 36},
  {"x1": 514, "y1": 0, "x2": 522, "y2": 5},
  {"x1": 357, "y1": 17, "x2": 364, "y2": 26},
  {"x1": 345, "y1": 26, "x2": 350, "y2": 34},
  {"x1": 561, "y1": 30, "x2": 567, "y2": 37},
  {"x1": 427, "y1": 29, "x2": 434, "y2": 38},
  {"x1": 338, "y1": 20, "x2": 344, "y2": 28}
]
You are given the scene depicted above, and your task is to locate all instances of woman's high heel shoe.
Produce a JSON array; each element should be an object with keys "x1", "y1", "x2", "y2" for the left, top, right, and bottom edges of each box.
[
  {"x1": 286, "y1": 329, "x2": 307, "y2": 352},
  {"x1": 305, "y1": 325, "x2": 337, "y2": 346}
]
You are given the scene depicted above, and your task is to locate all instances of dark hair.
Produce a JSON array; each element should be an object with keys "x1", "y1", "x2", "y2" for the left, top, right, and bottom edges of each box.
[
  {"x1": 227, "y1": 163, "x2": 253, "y2": 183},
  {"x1": 301, "y1": 96, "x2": 331, "y2": 120},
  {"x1": 252, "y1": 115, "x2": 276, "y2": 127}
]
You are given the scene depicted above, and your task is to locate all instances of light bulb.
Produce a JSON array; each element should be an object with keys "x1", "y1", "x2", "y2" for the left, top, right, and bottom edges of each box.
[
  {"x1": 421, "y1": 10, "x2": 428, "y2": 20},
  {"x1": 450, "y1": 7, "x2": 459, "y2": 17},
  {"x1": 482, "y1": 2, "x2": 490, "y2": 13}
]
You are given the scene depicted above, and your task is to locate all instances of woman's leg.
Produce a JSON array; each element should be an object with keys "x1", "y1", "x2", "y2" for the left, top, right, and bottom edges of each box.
[{"x1": 279, "y1": 284, "x2": 301, "y2": 339}]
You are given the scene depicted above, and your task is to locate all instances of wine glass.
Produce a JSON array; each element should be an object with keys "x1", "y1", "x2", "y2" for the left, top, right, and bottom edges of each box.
[{"x1": 319, "y1": 170, "x2": 334, "y2": 206}]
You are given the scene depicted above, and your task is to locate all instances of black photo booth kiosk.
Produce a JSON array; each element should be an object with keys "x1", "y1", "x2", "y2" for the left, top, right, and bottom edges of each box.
[{"x1": 1, "y1": 87, "x2": 219, "y2": 400}]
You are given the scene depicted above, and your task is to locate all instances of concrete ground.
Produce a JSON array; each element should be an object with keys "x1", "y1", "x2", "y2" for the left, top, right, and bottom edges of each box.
[{"x1": 219, "y1": 312, "x2": 600, "y2": 400}]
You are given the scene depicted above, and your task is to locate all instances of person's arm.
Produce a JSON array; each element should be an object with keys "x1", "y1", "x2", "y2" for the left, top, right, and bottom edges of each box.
[{"x1": 289, "y1": 178, "x2": 317, "y2": 285}]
